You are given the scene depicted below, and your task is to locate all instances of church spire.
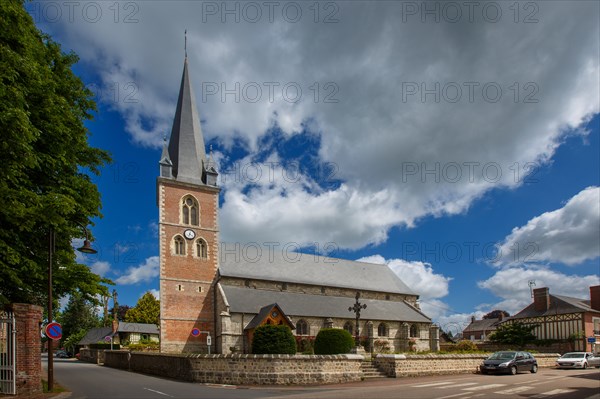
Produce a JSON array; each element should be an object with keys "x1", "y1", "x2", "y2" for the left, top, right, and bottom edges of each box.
[{"x1": 166, "y1": 55, "x2": 207, "y2": 185}]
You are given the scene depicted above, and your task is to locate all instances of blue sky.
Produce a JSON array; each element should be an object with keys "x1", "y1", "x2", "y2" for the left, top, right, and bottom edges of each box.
[{"x1": 28, "y1": 1, "x2": 599, "y2": 333}]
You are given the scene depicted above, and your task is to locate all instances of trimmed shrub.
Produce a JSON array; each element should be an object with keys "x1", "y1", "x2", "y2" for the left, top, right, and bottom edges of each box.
[
  {"x1": 314, "y1": 328, "x2": 354, "y2": 354},
  {"x1": 252, "y1": 325, "x2": 297, "y2": 354}
]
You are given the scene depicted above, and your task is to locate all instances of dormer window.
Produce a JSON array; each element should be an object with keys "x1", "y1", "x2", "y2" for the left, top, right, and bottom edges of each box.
[{"x1": 182, "y1": 196, "x2": 199, "y2": 226}]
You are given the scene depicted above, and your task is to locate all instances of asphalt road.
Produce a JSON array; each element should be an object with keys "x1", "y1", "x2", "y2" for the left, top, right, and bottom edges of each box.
[{"x1": 46, "y1": 358, "x2": 600, "y2": 399}]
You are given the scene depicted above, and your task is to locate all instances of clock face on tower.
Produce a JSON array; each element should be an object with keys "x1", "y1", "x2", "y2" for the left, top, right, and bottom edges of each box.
[{"x1": 184, "y1": 229, "x2": 196, "y2": 240}]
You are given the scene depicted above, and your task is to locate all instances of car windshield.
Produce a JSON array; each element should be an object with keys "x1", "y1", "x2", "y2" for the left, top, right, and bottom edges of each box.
[
  {"x1": 488, "y1": 352, "x2": 516, "y2": 360},
  {"x1": 560, "y1": 353, "x2": 585, "y2": 359}
]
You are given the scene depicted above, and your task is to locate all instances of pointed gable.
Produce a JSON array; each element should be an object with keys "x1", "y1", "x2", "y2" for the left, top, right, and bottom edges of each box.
[{"x1": 167, "y1": 57, "x2": 207, "y2": 185}]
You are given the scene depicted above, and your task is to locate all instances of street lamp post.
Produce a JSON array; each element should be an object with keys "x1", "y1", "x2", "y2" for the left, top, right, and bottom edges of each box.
[{"x1": 47, "y1": 223, "x2": 97, "y2": 392}]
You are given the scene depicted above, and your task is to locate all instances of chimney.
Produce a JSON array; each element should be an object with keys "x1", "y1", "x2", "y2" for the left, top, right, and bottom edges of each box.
[
  {"x1": 471, "y1": 315, "x2": 476, "y2": 323},
  {"x1": 533, "y1": 287, "x2": 551, "y2": 312},
  {"x1": 498, "y1": 313, "x2": 504, "y2": 322},
  {"x1": 112, "y1": 319, "x2": 119, "y2": 334},
  {"x1": 591, "y1": 285, "x2": 600, "y2": 311}
]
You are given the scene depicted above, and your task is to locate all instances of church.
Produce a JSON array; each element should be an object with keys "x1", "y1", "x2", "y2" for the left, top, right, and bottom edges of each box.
[{"x1": 157, "y1": 57, "x2": 437, "y2": 354}]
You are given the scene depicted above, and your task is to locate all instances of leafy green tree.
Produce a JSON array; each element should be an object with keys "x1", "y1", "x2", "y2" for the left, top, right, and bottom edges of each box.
[
  {"x1": 483, "y1": 310, "x2": 510, "y2": 319},
  {"x1": 251, "y1": 325, "x2": 296, "y2": 354},
  {"x1": 125, "y1": 292, "x2": 160, "y2": 325},
  {"x1": 489, "y1": 322, "x2": 537, "y2": 348},
  {"x1": 57, "y1": 291, "x2": 101, "y2": 346},
  {"x1": 0, "y1": 0, "x2": 111, "y2": 306},
  {"x1": 110, "y1": 305, "x2": 132, "y2": 322}
]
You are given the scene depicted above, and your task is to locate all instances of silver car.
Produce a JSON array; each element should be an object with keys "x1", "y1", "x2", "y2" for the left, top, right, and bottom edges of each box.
[{"x1": 556, "y1": 352, "x2": 600, "y2": 369}]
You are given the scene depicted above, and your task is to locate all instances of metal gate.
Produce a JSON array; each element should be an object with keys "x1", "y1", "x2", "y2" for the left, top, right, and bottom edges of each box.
[{"x1": 0, "y1": 309, "x2": 16, "y2": 395}]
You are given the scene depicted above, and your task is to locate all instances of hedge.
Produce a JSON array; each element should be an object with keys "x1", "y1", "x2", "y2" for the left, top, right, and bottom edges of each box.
[
  {"x1": 252, "y1": 325, "x2": 297, "y2": 354},
  {"x1": 314, "y1": 328, "x2": 354, "y2": 354}
]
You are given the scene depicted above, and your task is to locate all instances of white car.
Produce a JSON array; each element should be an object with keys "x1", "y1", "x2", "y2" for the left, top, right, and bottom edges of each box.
[{"x1": 556, "y1": 352, "x2": 600, "y2": 369}]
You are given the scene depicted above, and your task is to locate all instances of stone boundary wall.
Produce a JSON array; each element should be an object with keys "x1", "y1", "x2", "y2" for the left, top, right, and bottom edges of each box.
[
  {"x1": 374, "y1": 353, "x2": 560, "y2": 377},
  {"x1": 79, "y1": 348, "x2": 105, "y2": 364},
  {"x1": 103, "y1": 351, "x2": 364, "y2": 385}
]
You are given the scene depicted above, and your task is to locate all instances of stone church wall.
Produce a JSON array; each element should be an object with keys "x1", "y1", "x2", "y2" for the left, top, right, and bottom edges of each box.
[{"x1": 220, "y1": 311, "x2": 431, "y2": 354}]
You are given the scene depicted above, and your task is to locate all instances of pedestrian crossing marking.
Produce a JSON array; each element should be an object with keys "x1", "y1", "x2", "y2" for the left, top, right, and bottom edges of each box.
[
  {"x1": 462, "y1": 383, "x2": 506, "y2": 391},
  {"x1": 435, "y1": 382, "x2": 478, "y2": 389},
  {"x1": 495, "y1": 386, "x2": 533, "y2": 395},
  {"x1": 533, "y1": 389, "x2": 576, "y2": 397},
  {"x1": 411, "y1": 381, "x2": 455, "y2": 387}
]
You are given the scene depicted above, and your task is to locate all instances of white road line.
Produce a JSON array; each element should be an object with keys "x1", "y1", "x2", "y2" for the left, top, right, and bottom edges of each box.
[
  {"x1": 494, "y1": 386, "x2": 533, "y2": 395},
  {"x1": 435, "y1": 382, "x2": 478, "y2": 389},
  {"x1": 411, "y1": 381, "x2": 455, "y2": 387},
  {"x1": 462, "y1": 383, "x2": 506, "y2": 391},
  {"x1": 143, "y1": 388, "x2": 174, "y2": 397},
  {"x1": 437, "y1": 393, "x2": 473, "y2": 399},
  {"x1": 532, "y1": 389, "x2": 576, "y2": 397}
]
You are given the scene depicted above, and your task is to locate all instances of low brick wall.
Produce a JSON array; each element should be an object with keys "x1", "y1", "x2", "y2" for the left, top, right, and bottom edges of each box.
[
  {"x1": 374, "y1": 353, "x2": 560, "y2": 377},
  {"x1": 103, "y1": 351, "x2": 364, "y2": 385}
]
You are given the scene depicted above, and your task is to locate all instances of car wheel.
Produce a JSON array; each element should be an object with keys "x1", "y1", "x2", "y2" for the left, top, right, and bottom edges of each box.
[
  {"x1": 582, "y1": 362, "x2": 587, "y2": 369},
  {"x1": 530, "y1": 364, "x2": 538, "y2": 374},
  {"x1": 510, "y1": 366, "x2": 517, "y2": 375},
  {"x1": 481, "y1": 370, "x2": 488, "y2": 375}
]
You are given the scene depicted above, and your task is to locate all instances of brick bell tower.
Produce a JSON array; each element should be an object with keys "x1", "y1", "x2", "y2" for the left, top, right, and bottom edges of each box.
[{"x1": 157, "y1": 56, "x2": 219, "y2": 353}]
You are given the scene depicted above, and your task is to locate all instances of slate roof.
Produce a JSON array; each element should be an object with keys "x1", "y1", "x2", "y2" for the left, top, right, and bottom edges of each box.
[
  {"x1": 78, "y1": 327, "x2": 113, "y2": 345},
  {"x1": 218, "y1": 248, "x2": 416, "y2": 296},
  {"x1": 117, "y1": 322, "x2": 159, "y2": 334},
  {"x1": 220, "y1": 285, "x2": 431, "y2": 323},
  {"x1": 507, "y1": 294, "x2": 600, "y2": 321},
  {"x1": 243, "y1": 303, "x2": 294, "y2": 331},
  {"x1": 167, "y1": 57, "x2": 207, "y2": 185},
  {"x1": 78, "y1": 323, "x2": 159, "y2": 345},
  {"x1": 463, "y1": 318, "x2": 502, "y2": 333}
]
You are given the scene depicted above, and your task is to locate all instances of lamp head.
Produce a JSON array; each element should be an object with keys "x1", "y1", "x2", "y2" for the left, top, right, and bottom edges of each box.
[{"x1": 77, "y1": 239, "x2": 97, "y2": 254}]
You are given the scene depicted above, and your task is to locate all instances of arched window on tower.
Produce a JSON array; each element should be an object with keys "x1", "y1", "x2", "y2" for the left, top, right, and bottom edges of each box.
[
  {"x1": 173, "y1": 236, "x2": 185, "y2": 256},
  {"x1": 377, "y1": 323, "x2": 388, "y2": 337},
  {"x1": 296, "y1": 319, "x2": 309, "y2": 336},
  {"x1": 196, "y1": 238, "x2": 208, "y2": 260},
  {"x1": 410, "y1": 324, "x2": 419, "y2": 338},
  {"x1": 182, "y1": 196, "x2": 199, "y2": 226},
  {"x1": 343, "y1": 321, "x2": 353, "y2": 336}
]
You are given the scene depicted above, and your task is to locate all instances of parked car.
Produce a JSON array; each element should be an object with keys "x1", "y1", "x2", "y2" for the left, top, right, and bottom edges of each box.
[
  {"x1": 55, "y1": 350, "x2": 71, "y2": 358},
  {"x1": 556, "y1": 352, "x2": 600, "y2": 369},
  {"x1": 480, "y1": 351, "x2": 538, "y2": 375}
]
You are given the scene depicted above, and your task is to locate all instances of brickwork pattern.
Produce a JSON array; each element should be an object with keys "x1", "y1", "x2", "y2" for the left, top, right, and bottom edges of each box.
[
  {"x1": 103, "y1": 351, "x2": 364, "y2": 385},
  {"x1": 158, "y1": 178, "x2": 220, "y2": 353},
  {"x1": 9, "y1": 303, "x2": 43, "y2": 396}
]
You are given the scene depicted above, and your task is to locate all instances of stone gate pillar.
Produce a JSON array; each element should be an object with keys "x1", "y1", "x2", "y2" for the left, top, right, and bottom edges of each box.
[{"x1": 429, "y1": 325, "x2": 440, "y2": 352}]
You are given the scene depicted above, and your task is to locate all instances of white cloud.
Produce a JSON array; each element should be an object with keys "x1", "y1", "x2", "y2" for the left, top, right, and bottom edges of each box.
[
  {"x1": 40, "y1": 2, "x2": 600, "y2": 249},
  {"x1": 494, "y1": 186, "x2": 600, "y2": 266},
  {"x1": 356, "y1": 254, "x2": 452, "y2": 321},
  {"x1": 478, "y1": 266, "x2": 600, "y2": 314},
  {"x1": 115, "y1": 256, "x2": 160, "y2": 285},
  {"x1": 147, "y1": 289, "x2": 160, "y2": 300},
  {"x1": 90, "y1": 261, "x2": 111, "y2": 277}
]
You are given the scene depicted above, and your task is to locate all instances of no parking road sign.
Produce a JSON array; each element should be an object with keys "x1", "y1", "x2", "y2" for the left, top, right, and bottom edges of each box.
[{"x1": 45, "y1": 322, "x2": 62, "y2": 341}]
